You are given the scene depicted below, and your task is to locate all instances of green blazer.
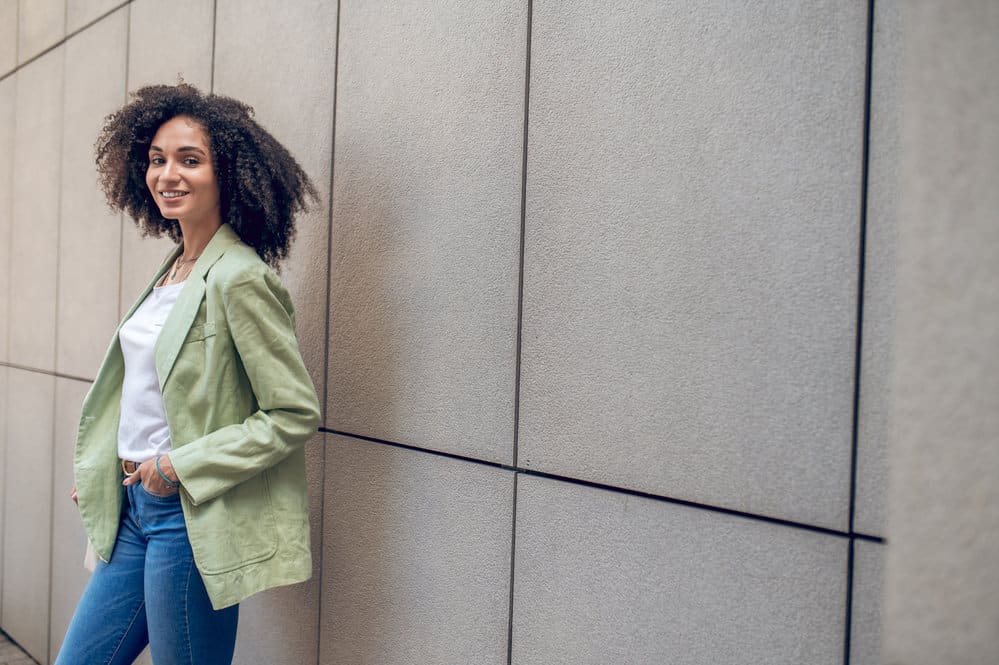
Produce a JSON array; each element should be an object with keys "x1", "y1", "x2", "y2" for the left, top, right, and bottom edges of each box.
[{"x1": 74, "y1": 224, "x2": 321, "y2": 609}]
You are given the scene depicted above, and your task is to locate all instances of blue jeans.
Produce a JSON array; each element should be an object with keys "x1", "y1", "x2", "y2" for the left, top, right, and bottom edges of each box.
[{"x1": 55, "y1": 483, "x2": 238, "y2": 665}]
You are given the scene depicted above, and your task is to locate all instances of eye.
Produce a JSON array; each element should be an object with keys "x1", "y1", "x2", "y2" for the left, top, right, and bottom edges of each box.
[
  {"x1": 183, "y1": 157, "x2": 201, "y2": 166},
  {"x1": 149, "y1": 155, "x2": 165, "y2": 165}
]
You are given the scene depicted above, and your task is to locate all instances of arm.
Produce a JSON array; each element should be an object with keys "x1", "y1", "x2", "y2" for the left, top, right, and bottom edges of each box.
[{"x1": 167, "y1": 269, "x2": 321, "y2": 505}]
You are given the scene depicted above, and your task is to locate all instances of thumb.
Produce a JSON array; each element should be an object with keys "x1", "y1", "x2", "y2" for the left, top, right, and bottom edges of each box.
[{"x1": 122, "y1": 471, "x2": 139, "y2": 486}]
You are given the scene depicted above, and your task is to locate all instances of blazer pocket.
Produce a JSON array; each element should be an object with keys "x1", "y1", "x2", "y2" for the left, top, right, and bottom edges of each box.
[
  {"x1": 185, "y1": 473, "x2": 279, "y2": 574},
  {"x1": 184, "y1": 321, "x2": 217, "y2": 344}
]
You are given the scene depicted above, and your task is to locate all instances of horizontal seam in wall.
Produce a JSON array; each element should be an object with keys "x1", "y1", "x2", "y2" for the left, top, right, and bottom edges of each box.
[
  {"x1": 319, "y1": 427, "x2": 885, "y2": 543},
  {"x1": 0, "y1": 361, "x2": 93, "y2": 384},
  {"x1": 0, "y1": 0, "x2": 133, "y2": 83},
  {"x1": 0, "y1": 368, "x2": 885, "y2": 544}
]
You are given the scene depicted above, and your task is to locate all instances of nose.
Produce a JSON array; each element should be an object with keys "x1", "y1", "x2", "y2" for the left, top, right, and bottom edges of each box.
[{"x1": 160, "y1": 159, "x2": 181, "y2": 183}]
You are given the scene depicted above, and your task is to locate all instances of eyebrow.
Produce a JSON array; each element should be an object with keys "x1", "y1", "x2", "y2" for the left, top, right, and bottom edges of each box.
[{"x1": 148, "y1": 145, "x2": 208, "y2": 156}]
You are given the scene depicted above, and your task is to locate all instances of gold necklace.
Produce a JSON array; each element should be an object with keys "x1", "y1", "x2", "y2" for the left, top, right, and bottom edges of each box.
[{"x1": 168, "y1": 253, "x2": 201, "y2": 282}]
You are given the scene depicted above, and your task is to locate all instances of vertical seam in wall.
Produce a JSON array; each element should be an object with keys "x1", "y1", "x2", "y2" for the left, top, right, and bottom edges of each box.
[
  {"x1": 209, "y1": 0, "x2": 217, "y2": 93},
  {"x1": 46, "y1": 30, "x2": 69, "y2": 661},
  {"x1": 316, "y1": 3, "x2": 342, "y2": 663},
  {"x1": 0, "y1": 3, "x2": 16, "y2": 616},
  {"x1": 119, "y1": 3, "x2": 131, "y2": 321},
  {"x1": 512, "y1": 0, "x2": 533, "y2": 470},
  {"x1": 845, "y1": 1, "x2": 876, "y2": 663},
  {"x1": 508, "y1": 4, "x2": 532, "y2": 663},
  {"x1": 506, "y1": 472, "x2": 519, "y2": 665},
  {"x1": 13, "y1": 0, "x2": 19, "y2": 74}
]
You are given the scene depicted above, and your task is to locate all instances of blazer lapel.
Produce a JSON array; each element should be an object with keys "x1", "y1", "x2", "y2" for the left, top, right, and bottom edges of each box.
[{"x1": 154, "y1": 224, "x2": 241, "y2": 389}]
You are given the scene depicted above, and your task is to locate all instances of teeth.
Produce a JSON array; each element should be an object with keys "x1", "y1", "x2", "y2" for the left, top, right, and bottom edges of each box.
[{"x1": 161, "y1": 192, "x2": 187, "y2": 198}]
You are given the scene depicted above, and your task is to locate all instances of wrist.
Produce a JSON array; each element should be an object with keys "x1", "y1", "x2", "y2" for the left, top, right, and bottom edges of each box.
[{"x1": 155, "y1": 455, "x2": 181, "y2": 487}]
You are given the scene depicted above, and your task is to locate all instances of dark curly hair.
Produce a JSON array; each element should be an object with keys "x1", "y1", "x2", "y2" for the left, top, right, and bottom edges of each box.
[{"x1": 96, "y1": 83, "x2": 317, "y2": 268}]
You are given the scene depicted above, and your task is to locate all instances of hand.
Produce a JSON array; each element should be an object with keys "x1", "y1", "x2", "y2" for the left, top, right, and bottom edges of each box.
[
  {"x1": 122, "y1": 455, "x2": 180, "y2": 496},
  {"x1": 71, "y1": 485, "x2": 78, "y2": 504}
]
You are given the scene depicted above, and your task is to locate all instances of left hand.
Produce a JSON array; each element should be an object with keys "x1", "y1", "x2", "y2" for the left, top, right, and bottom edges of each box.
[{"x1": 122, "y1": 455, "x2": 180, "y2": 496}]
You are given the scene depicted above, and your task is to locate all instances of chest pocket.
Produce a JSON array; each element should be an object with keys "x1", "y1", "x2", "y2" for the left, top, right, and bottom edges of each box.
[{"x1": 184, "y1": 321, "x2": 217, "y2": 343}]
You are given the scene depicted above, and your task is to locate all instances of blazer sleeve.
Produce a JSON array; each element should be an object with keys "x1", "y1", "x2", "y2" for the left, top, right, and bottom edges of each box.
[{"x1": 168, "y1": 268, "x2": 321, "y2": 505}]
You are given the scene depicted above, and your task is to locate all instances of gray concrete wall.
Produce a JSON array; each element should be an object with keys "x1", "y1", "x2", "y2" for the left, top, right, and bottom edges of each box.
[
  {"x1": 883, "y1": 2, "x2": 999, "y2": 663},
  {"x1": 3, "y1": 1, "x2": 985, "y2": 663}
]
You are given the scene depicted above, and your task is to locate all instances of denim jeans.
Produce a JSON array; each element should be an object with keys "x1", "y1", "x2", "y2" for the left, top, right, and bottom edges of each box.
[{"x1": 55, "y1": 483, "x2": 239, "y2": 665}]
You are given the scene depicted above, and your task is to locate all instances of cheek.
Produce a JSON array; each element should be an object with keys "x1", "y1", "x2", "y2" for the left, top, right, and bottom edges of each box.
[{"x1": 145, "y1": 169, "x2": 157, "y2": 197}]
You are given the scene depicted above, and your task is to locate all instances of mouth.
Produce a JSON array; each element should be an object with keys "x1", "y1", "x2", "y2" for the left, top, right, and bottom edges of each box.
[{"x1": 160, "y1": 191, "x2": 189, "y2": 199}]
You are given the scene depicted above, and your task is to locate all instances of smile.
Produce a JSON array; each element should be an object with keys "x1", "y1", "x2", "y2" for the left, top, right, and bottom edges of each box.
[{"x1": 161, "y1": 191, "x2": 188, "y2": 199}]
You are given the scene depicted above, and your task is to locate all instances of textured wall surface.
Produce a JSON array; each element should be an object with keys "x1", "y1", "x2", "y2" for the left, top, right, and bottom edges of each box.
[
  {"x1": 884, "y1": 1, "x2": 999, "y2": 663},
  {"x1": 512, "y1": 475, "x2": 847, "y2": 664},
  {"x1": 519, "y1": 0, "x2": 864, "y2": 532},
  {"x1": 855, "y1": 0, "x2": 899, "y2": 539},
  {"x1": 1, "y1": 369, "x2": 55, "y2": 658},
  {"x1": 0, "y1": 1, "x2": 929, "y2": 664},
  {"x1": 328, "y1": 0, "x2": 525, "y2": 463}
]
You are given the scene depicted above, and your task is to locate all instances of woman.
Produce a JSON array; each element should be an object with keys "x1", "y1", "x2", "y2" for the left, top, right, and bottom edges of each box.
[{"x1": 56, "y1": 83, "x2": 321, "y2": 665}]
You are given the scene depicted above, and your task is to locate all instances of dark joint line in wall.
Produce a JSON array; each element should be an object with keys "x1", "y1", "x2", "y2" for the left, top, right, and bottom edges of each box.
[
  {"x1": 0, "y1": 0, "x2": 133, "y2": 84},
  {"x1": 844, "y1": 2, "x2": 879, "y2": 662},
  {"x1": 0, "y1": 361, "x2": 93, "y2": 384},
  {"x1": 319, "y1": 427, "x2": 886, "y2": 544},
  {"x1": 320, "y1": 427, "x2": 510, "y2": 471},
  {"x1": 511, "y1": 0, "x2": 534, "y2": 473}
]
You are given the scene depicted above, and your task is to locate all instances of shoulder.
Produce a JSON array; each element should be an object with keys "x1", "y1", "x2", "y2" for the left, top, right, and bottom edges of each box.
[
  {"x1": 207, "y1": 241, "x2": 276, "y2": 287},
  {"x1": 207, "y1": 240, "x2": 293, "y2": 310}
]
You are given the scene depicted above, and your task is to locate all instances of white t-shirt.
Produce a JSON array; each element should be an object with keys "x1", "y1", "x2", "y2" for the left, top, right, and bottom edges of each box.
[{"x1": 117, "y1": 280, "x2": 184, "y2": 462}]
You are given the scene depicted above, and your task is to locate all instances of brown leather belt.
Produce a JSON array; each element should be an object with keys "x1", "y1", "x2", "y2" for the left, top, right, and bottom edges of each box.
[{"x1": 121, "y1": 459, "x2": 142, "y2": 475}]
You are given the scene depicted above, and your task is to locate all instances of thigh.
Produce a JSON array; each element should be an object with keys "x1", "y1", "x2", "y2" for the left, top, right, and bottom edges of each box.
[
  {"x1": 55, "y1": 512, "x2": 149, "y2": 665},
  {"x1": 139, "y1": 486, "x2": 238, "y2": 665}
]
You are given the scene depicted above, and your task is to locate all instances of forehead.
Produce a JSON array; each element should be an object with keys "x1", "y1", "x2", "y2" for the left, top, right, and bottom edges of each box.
[{"x1": 150, "y1": 115, "x2": 210, "y2": 149}]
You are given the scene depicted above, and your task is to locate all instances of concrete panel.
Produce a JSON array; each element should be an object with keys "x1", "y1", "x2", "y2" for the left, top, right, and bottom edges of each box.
[
  {"x1": 57, "y1": 8, "x2": 126, "y2": 379},
  {"x1": 855, "y1": 0, "x2": 900, "y2": 540},
  {"x1": 1, "y1": 368, "x2": 55, "y2": 662},
  {"x1": 128, "y1": 0, "x2": 215, "y2": 91},
  {"x1": 119, "y1": 0, "x2": 214, "y2": 316},
  {"x1": 850, "y1": 540, "x2": 883, "y2": 665},
  {"x1": 17, "y1": 0, "x2": 64, "y2": 64},
  {"x1": 320, "y1": 435, "x2": 513, "y2": 665},
  {"x1": 232, "y1": 434, "x2": 324, "y2": 665},
  {"x1": 328, "y1": 1, "x2": 525, "y2": 462},
  {"x1": 0, "y1": 0, "x2": 16, "y2": 75},
  {"x1": 118, "y1": 224, "x2": 176, "y2": 320},
  {"x1": 885, "y1": 2, "x2": 999, "y2": 662},
  {"x1": 512, "y1": 474, "x2": 847, "y2": 665},
  {"x1": 126, "y1": 0, "x2": 213, "y2": 91},
  {"x1": 66, "y1": 0, "x2": 122, "y2": 33},
  {"x1": 10, "y1": 48, "x2": 63, "y2": 371},
  {"x1": 0, "y1": 76, "x2": 14, "y2": 363},
  {"x1": 519, "y1": 0, "x2": 866, "y2": 529},
  {"x1": 213, "y1": 0, "x2": 337, "y2": 406},
  {"x1": 48, "y1": 378, "x2": 91, "y2": 661}
]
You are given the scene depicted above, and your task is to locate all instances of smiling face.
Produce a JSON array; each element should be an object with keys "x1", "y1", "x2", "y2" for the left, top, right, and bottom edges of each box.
[{"x1": 146, "y1": 115, "x2": 221, "y2": 228}]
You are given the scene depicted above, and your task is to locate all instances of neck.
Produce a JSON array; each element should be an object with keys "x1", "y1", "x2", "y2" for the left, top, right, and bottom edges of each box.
[{"x1": 177, "y1": 217, "x2": 222, "y2": 260}]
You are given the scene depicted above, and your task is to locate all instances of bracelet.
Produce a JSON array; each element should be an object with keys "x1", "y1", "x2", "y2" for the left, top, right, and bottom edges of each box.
[{"x1": 155, "y1": 455, "x2": 181, "y2": 488}]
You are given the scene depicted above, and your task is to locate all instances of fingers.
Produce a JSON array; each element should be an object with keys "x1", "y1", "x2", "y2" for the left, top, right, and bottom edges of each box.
[
  {"x1": 122, "y1": 469, "x2": 140, "y2": 486},
  {"x1": 121, "y1": 459, "x2": 178, "y2": 495},
  {"x1": 71, "y1": 485, "x2": 78, "y2": 504}
]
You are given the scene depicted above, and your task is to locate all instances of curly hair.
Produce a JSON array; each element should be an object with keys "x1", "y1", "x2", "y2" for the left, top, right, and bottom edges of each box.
[{"x1": 96, "y1": 83, "x2": 317, "y2": 268}]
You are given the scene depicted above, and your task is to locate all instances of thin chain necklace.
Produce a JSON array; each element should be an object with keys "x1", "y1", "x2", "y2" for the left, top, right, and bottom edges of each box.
[{"x1": 167, "y1": 252, "x2": 201, "y2": 283}]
